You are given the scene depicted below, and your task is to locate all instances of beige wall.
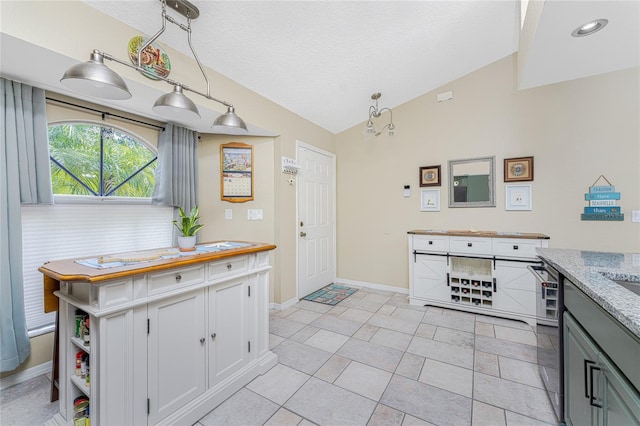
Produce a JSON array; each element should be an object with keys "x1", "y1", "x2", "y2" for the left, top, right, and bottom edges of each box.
[
  {"x1": 2, "y1": 1, "x2": 639, "y2": 378},
  {"x1": 335, "y1": 54, "x2": 640, "y2": 290}
]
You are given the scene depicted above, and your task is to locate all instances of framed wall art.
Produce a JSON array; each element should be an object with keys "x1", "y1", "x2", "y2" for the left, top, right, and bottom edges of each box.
[
  {"x1": 220, "y1": 142, "x2": 254, "y2": 203},
  {"x1": 420, "y1": 189, "x2": 441, "y2": 211},
  {"x1": 505, "y1": 184, "x2": 532, "y2": 211},
  {"x1": 419, "y1": 165, "x2": 441, "y2": 187},
  {"x1": 504, "y1": 156, "x2": 534, "y2": 182}
]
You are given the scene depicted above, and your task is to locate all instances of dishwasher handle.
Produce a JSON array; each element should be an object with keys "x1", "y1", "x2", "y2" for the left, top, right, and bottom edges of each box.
[{"x1": 527, "y1": 264, "x2": 558, "y2": 287}]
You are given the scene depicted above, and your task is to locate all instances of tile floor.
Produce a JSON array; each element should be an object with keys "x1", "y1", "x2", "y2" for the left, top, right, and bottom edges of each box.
[{"x1": 1, "y1": 287, "x2": 560, "y2": 426}]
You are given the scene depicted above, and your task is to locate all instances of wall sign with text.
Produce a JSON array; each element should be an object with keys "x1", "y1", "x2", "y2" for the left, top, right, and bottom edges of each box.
[{"x1": 581, "y1": 175, "x2": 623, "y2": 221}]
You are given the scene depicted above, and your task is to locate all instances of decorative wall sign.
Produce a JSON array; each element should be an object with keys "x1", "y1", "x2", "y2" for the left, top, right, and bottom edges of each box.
[
  {"x1": 220, "y1": 142, "x2": 254, "y2": 203},
  {"x1": 581, "y1": 175, "x2": 623, "y2": 221},
  {"x1": 504, "y1": 156, "x2": 533, "y2": 182},
  {"x1": 505, "y1": 184, "x2": 532, "y2": 211},
  {"x1": 419, "y1": 165, "x2": 441, "y2": 187},
  {"x1": 128, "y1": 36, "x2": 171, "y2": 80},
  {"x1": 420, "y1": 189, "x2": 441, "y2": 211}
]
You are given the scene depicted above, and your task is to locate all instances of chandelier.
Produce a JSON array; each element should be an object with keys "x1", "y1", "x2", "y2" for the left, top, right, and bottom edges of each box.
[
  {"x1": 60, "y1": 0, "x2": 247, "y2": 132},
  {"x1": 365, "y1": 92, "x2": 395, "y2": 137}
]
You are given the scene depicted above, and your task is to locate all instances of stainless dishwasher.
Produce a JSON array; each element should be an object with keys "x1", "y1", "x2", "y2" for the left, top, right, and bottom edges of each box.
[{"x1": 528, "y1": 263, "x2": 563, "y2": 424}]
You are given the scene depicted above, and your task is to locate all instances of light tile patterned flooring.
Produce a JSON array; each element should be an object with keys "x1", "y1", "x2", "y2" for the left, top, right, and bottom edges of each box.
[
  {"x1": 1, "y1": 287, "x2": 559, "y2": 426},
  {"x1": 198, "y1": 287, "x2": 559, "y2": 426}
]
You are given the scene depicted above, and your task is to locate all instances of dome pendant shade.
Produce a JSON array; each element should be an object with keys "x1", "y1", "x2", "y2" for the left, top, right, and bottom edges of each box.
[
  {"x1": 60, "y1": 50, "x2": 132, "y2": 100},
  {"x1": 152, "y1": 85, "x2": 200, "y2": 121},
  {"x1": 212, "y1": 106, "x2": 248, "y2": 132}
]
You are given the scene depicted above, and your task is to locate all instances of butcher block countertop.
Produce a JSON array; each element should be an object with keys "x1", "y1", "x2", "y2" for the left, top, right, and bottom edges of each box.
[
  {"x1": 39, "y1": 240, "x2": 276, "y2": 312},
  {"x1": 408, "y1": 229, "x2": 550, "y2": 239}
]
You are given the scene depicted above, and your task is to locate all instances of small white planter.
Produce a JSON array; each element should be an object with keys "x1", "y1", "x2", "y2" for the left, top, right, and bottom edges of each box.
[{"x1": 177, "y1": 235, "x2": 197, "y2": 252}]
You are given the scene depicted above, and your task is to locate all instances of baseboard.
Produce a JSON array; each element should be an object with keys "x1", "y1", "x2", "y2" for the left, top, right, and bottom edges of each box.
[
  {"x1": 336, "y1": 278, "x2": 409, "y2": 295},
  {"x1": 269, "y1": 296, "x2": 298, "y2": 311},
  {"x1": 0, "y1": 361, "x2": 52, "y2": 390}
]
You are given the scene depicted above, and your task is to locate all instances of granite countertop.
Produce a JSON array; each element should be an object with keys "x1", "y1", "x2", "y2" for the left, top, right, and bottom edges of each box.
[
  {"x1": 536, "y1": 248, "x2": 640, "y2": 339},
  {"x1": 408, "y1": 229, "x2": 550, "y2": 239}
]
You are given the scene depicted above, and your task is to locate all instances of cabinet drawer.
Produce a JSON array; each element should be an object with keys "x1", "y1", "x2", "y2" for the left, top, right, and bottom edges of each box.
[
  {"x1": 449, "y1": 237, "x2": 492, "y2": 255},
  {"x1": 492, "y1": 238, "x2": 541, "y2": 259},
  {"x1": 413, "y1": 235, "x2": 449, "y2": 252},
  {"x1": 209, "y1": 256, "x2": 249, "y2": 281},
  {"x1": 148, "y1": 265, "x2": 205, "y2": 296}
]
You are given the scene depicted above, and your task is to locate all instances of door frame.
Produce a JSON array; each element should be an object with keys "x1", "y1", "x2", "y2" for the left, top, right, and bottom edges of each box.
[{"x1": 295, "y1": 140, "x2": 337, "y2": 300}]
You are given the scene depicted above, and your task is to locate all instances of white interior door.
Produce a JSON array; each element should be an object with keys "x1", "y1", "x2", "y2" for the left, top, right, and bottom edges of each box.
[{"x1": 297, "y1": 143, "x2": 336, "y2": 298}]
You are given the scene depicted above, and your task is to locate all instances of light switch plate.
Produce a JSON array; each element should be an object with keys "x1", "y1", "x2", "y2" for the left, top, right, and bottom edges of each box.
[
  {"x1": 224, "y1": 209, "x2": 232, "y2": 220},
  {"x1": 632, "y1": 210, "x2": 640, "y2": 223}
]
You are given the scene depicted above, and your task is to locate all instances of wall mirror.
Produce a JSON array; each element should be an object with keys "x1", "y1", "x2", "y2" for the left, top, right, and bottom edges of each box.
[{"x1": 448, "y1": 156, "x2": 496, "y2": 208}]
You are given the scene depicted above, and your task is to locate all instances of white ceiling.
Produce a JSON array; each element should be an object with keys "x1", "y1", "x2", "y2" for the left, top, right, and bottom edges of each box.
[{"x1": 2, "y1": 1, "x2": 638, "y2": 135}]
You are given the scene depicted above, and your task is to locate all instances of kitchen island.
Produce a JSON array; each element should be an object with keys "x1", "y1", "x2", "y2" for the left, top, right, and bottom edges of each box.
[
  {"x1": 41, "y1": 241, "x2": 277, "y2": 426},
  {"x1": 536, "y1": 248, "x2": 640, "y2": 426}
]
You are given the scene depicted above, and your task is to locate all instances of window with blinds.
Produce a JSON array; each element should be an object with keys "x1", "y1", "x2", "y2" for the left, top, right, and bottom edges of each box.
[{"x1": 21, "y1": 203, "x2": 173, "y2": 334}]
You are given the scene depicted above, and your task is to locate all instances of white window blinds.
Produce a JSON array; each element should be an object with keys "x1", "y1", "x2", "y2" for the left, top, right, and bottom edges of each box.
[{"x1": 21, "y1": 203, "x2": 173, "y2": 333}]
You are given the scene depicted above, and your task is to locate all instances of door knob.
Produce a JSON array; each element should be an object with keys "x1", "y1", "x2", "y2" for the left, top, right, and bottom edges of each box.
[{"x1": 300, "y1": 231, "x2": 307, "y2": 237}]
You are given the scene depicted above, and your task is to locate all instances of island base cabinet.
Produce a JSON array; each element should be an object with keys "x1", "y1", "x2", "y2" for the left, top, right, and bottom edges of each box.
[
  {"x1": 147, "y1": 289, "x2": 206, "y2": 425},
  {"x1": 564, "y1": 312, "x2": 640, "y2": 426},
  {"x1": 209, "y1": 278, "x2": 252, "y2": 385},
  {"x1": 46, "y1": 250, "x2": 278, "y2": 426}
]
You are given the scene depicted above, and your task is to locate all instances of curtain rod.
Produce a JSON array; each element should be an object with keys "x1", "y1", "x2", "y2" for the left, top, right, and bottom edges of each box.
[{"x1": 46, "y1": 97, "x2": 165, "y2": 131}]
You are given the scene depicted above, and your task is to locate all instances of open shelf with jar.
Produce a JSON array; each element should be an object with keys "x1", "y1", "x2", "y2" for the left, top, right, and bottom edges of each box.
[{"x1": 66, "y1": 308, "x2": 91, "y2": 425}]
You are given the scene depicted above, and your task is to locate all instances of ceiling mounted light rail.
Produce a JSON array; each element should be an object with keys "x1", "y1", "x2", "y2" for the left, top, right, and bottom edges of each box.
[
  {"x1": 365, "y1": 92, "x2": 395, "y2": 137},
  {"x1": 60, "y1": 0, "x2": 248, "y2": 132}
]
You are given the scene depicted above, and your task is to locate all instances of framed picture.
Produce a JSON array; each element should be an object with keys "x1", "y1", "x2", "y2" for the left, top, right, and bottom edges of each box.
[
  {"x1": 220, "y1": 142, "x2": 254, "y2": 203},
  {"x1": 505, "y1": 184, "x2": 532, "y2": 211},
  {"x1": 420, "y1": 189, "x2": 441, "y2": 211},
  {"x1": 419, "y1": 165, "x2": 441, "y2": 187},
  {"x1": 504, "y1": 156, "x2": 534, "y2": 182}
]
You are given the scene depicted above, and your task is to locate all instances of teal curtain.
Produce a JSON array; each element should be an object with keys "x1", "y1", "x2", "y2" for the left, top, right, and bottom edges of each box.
[
  {"x1": 1, "y1": 78, "x2": 53, "y2": 372},
  {"x1": 151, "y1": 123, "x2": 199, "y2": 242}
]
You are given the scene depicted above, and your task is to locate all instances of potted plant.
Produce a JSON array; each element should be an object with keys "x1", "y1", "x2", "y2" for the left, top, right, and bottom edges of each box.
[{"x1": 173, "y1": 205, "x2": 204, "y2": 252}]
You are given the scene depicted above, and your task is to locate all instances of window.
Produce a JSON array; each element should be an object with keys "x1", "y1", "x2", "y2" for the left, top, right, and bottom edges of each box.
[
  {"x1": 48, "y1": 122, "x2": 157, "y2": 197},
  {"x1": 22, "y1": 121, "x2": 173, "y2": 335}
]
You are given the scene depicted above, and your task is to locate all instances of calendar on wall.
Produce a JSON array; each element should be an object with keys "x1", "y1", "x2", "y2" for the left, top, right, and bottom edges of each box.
[{"x1": 220, "y1": 142, "x2": 254, "y2": 203}]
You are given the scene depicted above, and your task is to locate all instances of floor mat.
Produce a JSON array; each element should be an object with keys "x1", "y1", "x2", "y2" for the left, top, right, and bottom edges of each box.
[{"x1": 303, "y1": 283, "x2": 358, "y2": 305}]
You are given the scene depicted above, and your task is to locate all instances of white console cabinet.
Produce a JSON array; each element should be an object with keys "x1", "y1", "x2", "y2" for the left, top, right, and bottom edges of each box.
[
  {"x1": 40, "y1": 242, "x2": 277, "y2": 426},
  {"x1": 409, "y1": 231, "x2": 549, "y2": 326}
]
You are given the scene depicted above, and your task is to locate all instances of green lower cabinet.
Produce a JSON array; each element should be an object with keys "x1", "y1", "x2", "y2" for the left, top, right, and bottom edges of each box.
[{"x1": 564, "y1": 312, "x2": 640, "y2": 426}]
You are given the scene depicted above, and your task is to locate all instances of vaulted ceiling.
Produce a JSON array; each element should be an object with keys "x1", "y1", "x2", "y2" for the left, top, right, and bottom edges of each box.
[
  {"x1": 1, "y1": 1, "x2": 638, "y2": 135},
  {"x1": 82, "y1": 0, "x2": 639, "y2": 134}
]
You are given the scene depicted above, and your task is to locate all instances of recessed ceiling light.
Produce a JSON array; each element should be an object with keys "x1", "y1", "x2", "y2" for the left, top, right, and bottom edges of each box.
[{"x1": 571, "y1": 19, "x2": 609, "y2": 37}]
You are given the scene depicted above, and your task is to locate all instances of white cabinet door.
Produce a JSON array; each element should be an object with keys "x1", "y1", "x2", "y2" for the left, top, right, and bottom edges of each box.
[
  {"x1": 148, "y1": 289, "x2": 206, "y2": 424},
  {"x1": 411, "y1": 253, "x2": 449, "y2": 302},
  {"x1": 492, "y1": 260, "x2": 537, "y2": 317},
  {"x1": 208, "y1": 278, "x2": 250, "y2": 386}
]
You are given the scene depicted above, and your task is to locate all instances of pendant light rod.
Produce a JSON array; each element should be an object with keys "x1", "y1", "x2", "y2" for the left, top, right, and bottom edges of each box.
[
  {"x1": 61, "y1": 0, "x2": 247, "y2": 132},
  {"x1": 98, "y1": 50, "x2": 234, "y2": 109}
]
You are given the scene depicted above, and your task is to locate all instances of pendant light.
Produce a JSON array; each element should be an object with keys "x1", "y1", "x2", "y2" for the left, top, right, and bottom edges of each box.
[
  {"x1": 60, "y1": 50, "x2": 131, "y2": 100},
  {"x1": 60, "y1": 0, "x2": 248, "y2": 132}
]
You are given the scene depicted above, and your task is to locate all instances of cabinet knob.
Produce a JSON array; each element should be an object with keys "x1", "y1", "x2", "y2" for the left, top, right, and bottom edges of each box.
[
  {"x1": 175, "y1": 274, "x2": 182, "y2": 282},
  {"x1": 513, "y1": 245, "x2": 519, "y2": 250},
  {"x1": 211, "y1": 333, "x2": 217, "y2": 340},
  {"x1": 200, "y1": 338, "x2": 205, "y2": 344},
  {"x1": 467, "y1": 243, "x2": 473, "y2": 247},
  {"x1": 226, "y1": 263, "x2": 232, "y2": 271}
]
